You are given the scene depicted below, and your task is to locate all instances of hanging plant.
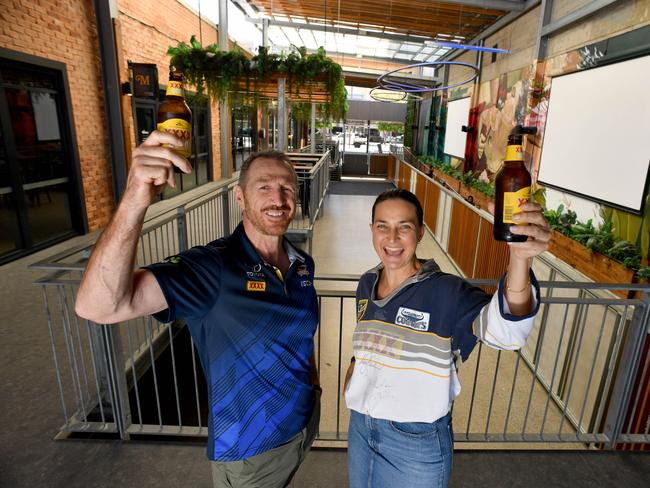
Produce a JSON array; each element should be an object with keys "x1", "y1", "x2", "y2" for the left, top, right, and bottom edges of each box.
[{"x1": 167, "y1": 37, "x2": 348, "y2": 120}]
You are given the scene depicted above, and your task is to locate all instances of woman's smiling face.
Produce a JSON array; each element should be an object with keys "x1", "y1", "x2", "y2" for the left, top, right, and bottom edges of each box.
[{"x1": 371, "y1": 198, "x2": 424, "y2": 272}]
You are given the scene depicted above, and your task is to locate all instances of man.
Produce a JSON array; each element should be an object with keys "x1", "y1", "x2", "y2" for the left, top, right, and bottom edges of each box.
[{"x1": 76, "y1": 131, "x2": 321, "y2": 487}]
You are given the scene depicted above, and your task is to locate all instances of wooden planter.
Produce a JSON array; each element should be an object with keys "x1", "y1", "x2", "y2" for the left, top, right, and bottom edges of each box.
[
  {"x1": 418, "y1": 162, "x2": 433, "y2": 176},
  {"x1": 431, "y1": 168, "x2": 460, "y2": 192},
  {"x1": 231, "y1": 75, "x2": 331, "y2": 102},
  {"x1": 459, "y1": 184, "x2": 492, "y2": 210},
  {"x1": 548, "y1": 230, "x2": 635, "y2": 297}
]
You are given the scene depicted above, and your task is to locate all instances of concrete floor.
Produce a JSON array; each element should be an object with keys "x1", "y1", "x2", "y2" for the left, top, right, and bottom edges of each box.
[{"x1": 1, "y1": 183, "x2": 649, "y2": 487}]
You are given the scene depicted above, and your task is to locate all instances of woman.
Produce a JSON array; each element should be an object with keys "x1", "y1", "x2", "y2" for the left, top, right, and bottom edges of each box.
[{"x1": 344, "y1": 189, "x2": 550, "y2": 487}]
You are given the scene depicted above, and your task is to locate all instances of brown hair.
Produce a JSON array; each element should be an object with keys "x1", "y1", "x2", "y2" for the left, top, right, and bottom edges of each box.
[{"x1": 372, "y1": 189, "x2": 424, "y2": 227}]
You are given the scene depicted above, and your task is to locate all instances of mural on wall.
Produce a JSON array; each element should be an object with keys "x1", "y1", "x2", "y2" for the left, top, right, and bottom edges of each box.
[{"x1": 465, "y1": 66, "x2": 532, "y2": 179}]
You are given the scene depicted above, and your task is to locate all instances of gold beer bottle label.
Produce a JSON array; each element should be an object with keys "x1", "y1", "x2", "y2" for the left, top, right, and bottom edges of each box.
[
  {"x1": 157, "y1": 118, "x2": 192, "y2": 158},
  {"x1": 502, "y1": 186, "x2": 530, "y2": 224},
  {"x1": 165, "y1": 81, "x2": 184, "y2": 97}
]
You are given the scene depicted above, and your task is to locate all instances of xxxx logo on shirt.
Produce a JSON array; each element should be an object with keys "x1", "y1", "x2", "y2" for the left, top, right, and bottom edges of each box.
[{"x1": 246, "y1": 280, "x2": 266, "y2": 292}]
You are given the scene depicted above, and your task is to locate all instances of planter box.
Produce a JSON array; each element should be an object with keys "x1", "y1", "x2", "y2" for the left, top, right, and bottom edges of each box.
[
  {"x1": 548, "y1": 230, "x2": 635, "y2": 297},
  {"x1": 431, "y1": 168, "x2": 460, "y2": 192},
  {"x1": 459, "y1": 184, "x2": 492, "y2": 210},
  {"x1": 418, "y1": 162, "x2": 433, "y2": 176}
]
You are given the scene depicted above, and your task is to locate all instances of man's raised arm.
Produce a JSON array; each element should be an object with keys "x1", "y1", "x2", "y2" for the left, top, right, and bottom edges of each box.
[{"x1": 75, "y1": 131, "x2": 191, "y2": 324}]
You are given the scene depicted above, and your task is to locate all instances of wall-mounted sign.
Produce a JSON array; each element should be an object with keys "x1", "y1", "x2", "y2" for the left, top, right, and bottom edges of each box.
[{"x1": 130, "y1": 63, "x2": 158, "y2": 99}]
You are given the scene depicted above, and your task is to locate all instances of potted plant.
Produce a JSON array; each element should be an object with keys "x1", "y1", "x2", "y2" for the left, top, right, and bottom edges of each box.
[
  {"x1": 166, "y1": 38, "x2": 348, "y2": 120},
  {"x1": 459, "y1": 173, "x2": 494, "y2": 210},
  {"x1": 544, "y1": 205, "x2": 644, "y2": 297}
]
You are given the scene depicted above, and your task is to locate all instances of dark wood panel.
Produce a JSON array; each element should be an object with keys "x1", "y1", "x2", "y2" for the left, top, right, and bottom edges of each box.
[
  {"x1": 388, "y1": 154, "x2": 396, "y2": 181},
  {"x1": 473, "y1": 219, "x2": 509, "y2": 280},
  {"x1": 415, "y1": 172, "x2": 427, "y2": 207},
  {"x1": 448, "y1": 199, "x2": 480, "y2": 277},
  {"x1": 424, "y1": 180, "x2": 439, "y2": 232},
  {"x1": 399, "y1": 162, "x2": 412, "y2": 190}
]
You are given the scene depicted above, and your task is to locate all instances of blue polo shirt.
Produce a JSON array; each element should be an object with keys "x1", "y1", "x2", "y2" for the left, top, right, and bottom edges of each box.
[{"x1": 145, "y1": 223, "x2": 318, "y2": 462}]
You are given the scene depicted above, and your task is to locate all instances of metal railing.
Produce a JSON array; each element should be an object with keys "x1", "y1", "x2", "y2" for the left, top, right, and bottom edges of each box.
[
  {"x1": 284, "y1": 151, "x2": 331, "y2": 252},
  {"x1": 387, "y1": 152, "x2": 650, "y2": 449},
  {"x1": 34, "y1": 264, "x2": 650, "y2": 448},
  {"x1": 32, "y1": 150, "x2": 650, "y2": 450}
]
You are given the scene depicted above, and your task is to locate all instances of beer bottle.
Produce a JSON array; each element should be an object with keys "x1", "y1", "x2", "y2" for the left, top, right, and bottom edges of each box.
[
  {"x1": 157, "y1": 70, "x2": 192, "y2": 171},
  {"x1": 493, "y1": 126, "x2": 531, "y2": 242}
]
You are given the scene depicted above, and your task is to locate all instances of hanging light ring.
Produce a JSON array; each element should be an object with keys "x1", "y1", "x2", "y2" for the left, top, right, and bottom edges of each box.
[
  {"x1": 369, "y1": 87, "x2": 407, "y2": 102},
  {"x1": 377, "y1": 61, "x2": 480, "y2": 93}
]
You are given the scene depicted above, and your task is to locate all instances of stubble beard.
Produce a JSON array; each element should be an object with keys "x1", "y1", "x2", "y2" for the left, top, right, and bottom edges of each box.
[{"x1": 244, "y1": 200, "x2": 295, "y2": 237}]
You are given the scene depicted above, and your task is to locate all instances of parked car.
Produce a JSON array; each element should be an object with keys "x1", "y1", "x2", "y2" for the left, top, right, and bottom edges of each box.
[
  {"x1": 353, "y1": 128, "x2": 384, "y2": 147},
  {"x1": 368, "y1": 128, "x2": 384, "y2": 143}
]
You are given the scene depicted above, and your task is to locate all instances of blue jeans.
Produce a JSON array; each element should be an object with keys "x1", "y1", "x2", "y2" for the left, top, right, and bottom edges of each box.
[{"x1": 348, "y1": 410, "x2": 454, "y2": 488}]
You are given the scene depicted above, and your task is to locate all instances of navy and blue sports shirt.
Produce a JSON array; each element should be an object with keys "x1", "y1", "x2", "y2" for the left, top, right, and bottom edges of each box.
[{"x1": 145, "y1": 223, "x2": 318, "y2": 462}]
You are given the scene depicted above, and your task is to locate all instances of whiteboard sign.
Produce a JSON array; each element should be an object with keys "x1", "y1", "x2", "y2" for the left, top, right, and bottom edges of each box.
[
  {"x1": 538, "y1": 55, "x2": 650, "y2": 214},
  {"x1": 443, "y1": 97, "x2": 471, "y2": 159}
]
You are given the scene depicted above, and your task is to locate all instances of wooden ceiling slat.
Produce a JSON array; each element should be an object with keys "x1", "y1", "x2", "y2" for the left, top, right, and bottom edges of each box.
[
  {"x1": 252, "y1": 0, "x2": 505, "y2": 18},
  {"x1": 270, "y1": 10, "x2": 496, "y2": 28},
  {"x1": 250, "y1": 0, "x2": 503, "y2": 40}
]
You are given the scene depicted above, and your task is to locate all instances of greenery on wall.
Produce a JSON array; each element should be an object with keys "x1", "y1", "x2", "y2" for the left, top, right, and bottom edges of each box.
[
  {"x1": 420, "y1": 156, "x2": 496, "y2": 197},
  {"x1": 404, "y1": 99, "x2": 416, "y2": 148},
  {"x1": 167, "y1": 37, "x2": 348, "y2": 120}
]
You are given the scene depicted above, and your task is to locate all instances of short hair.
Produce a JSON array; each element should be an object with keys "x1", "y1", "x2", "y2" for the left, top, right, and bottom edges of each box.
[
  {"x1": 371, "y1": 189, "x2": 424, "y2": 227},
  {"x1": 238, "y1": 151, "x2": 298, "y2": 190}
]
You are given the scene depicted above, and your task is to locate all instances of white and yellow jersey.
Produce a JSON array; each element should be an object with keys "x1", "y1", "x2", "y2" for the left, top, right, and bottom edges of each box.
[{"x1": 345, "y1": 260, "x2": 539, "y2": 423}]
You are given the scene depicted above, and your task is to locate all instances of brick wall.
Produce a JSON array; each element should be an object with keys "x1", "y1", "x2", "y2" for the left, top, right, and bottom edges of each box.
[
  {"x1": 0, "y1": 0, "x2": 236, "y2": 231},
  {"x1": 0, "y1": 0, "x2": 114, "y2": 231},
  {"x1": 115, "y1": 0, "x2": 225, "y2": 180}
]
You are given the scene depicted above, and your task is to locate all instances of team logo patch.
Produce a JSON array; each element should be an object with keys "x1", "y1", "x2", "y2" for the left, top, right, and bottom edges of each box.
[
  {"x1": 297, "y1": 264, "x2": 310, "y2": 277},
  {"x1": 165, "y1": 256, "x2": 181, "y2": 264},
  {"x1": 357, "y1": 299, "x2": 368, "y2": 320},
  {"x1": 396, "y1": 307, "x2": 430, "y2": 331},
  {"x1": 247, "y1": 280, "x2": 266, "y2": 292},
  {"x1": 246, "y1": 263, "x2": 265, "y2": 278}
]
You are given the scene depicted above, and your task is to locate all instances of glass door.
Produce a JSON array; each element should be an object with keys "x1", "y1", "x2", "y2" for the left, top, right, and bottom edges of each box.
[{"x1": 0, "y1": 58, "x2": 82, "y2": 264}]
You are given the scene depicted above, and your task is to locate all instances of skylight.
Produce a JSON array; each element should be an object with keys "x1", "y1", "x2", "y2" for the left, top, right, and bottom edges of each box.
[{"x1": 178, "y1": 0, "x2": 462, "y2": 64}]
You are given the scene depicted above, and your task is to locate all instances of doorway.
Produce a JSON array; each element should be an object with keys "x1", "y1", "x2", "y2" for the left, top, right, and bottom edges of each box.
[{"x1": 0, "y1": 55, "x2": 84, "y2": 264}]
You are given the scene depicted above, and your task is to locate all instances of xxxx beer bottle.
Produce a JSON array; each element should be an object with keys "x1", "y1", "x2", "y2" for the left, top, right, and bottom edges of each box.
[
  {"x1": 493, "y1": 126, "x2": 531, "y2": 242},
  {"x1": 157, "y1": 70, "x2": 192, "y2": 171}
]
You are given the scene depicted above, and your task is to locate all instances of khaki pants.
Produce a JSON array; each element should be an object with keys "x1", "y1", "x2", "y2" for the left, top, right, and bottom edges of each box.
[{"x1": 211, "y1": 388, "x2": 321, "y2": 488}]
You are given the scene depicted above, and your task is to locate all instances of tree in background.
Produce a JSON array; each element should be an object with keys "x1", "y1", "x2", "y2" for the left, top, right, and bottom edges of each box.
[{"x1": 377, "y1": 121, "x2": 404, "y2": 141}]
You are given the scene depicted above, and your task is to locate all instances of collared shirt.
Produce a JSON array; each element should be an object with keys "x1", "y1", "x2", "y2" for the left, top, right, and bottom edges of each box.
[
  {"x1": 145, "y1": 223, "x2": 318, "y2": 461},
  {"x1": 345, "y1": 259, "x2": 540, "y2": 423}
]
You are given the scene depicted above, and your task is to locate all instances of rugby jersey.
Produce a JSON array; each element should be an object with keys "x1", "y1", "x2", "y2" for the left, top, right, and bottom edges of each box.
[
  {"x1": 145, "y1": 223, "x2": 318, "y2": 461},
  {"x1": 345, "y1": 259, "x2": 540, "y2": 423}
]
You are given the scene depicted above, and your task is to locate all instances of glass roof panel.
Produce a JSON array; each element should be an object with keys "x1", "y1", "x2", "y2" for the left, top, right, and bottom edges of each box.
[{"x1": 182, "y1": 1, "x2": 465, "y2": 65}]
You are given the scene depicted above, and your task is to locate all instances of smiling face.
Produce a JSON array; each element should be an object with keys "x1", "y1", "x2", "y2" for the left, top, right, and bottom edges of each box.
[
  {"x1": 371, "y1": 198, "x2": 425, "y2": 273},
  {"x1": 236, "y1": 157, "x2": 297, "y2": 237}
]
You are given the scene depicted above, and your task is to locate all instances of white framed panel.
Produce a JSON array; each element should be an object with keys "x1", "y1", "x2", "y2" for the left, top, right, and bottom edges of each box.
[
  {"x1": 443, "y1": 97, "x2": 471, "y2": 159},
  {"x1": 538, "y1": 55, "x2": 650, "y2": 214}
]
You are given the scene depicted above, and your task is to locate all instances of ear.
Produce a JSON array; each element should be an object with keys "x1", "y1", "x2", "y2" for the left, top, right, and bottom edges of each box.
[
  {"x1": 418, "y1": 225, "x2": 425, "y2": 242},
  {"x1": 234, "y1": 185, "x2": 245, "y2": 210}
]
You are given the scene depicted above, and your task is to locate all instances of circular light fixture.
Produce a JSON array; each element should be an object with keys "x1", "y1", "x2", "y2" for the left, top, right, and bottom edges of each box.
[
  {"x1": 370, "y1": 87, "x2": 407, "y2": 102},
  {"x1": 377, "y1": 61, "x2": 480, "y2": 93}
]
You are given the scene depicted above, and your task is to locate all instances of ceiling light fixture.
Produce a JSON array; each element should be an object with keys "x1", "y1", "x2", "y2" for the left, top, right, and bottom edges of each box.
[{"x1": 377, "y1": 61, "x2": 479, "y2": 93}]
